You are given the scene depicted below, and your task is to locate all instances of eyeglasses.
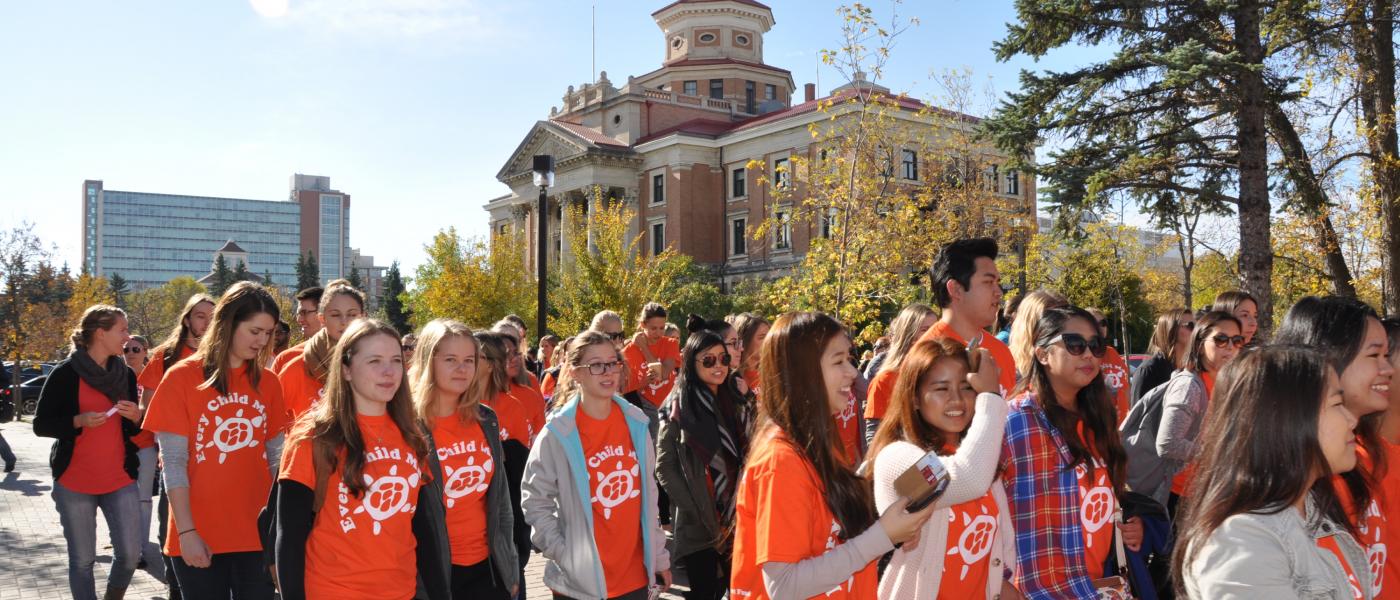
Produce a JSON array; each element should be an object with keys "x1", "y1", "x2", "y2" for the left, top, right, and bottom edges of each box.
[
  {"x1": 124, "y1": 346, "x2": 145, "y2": 354},
  {"x1": 605, "y1": 331, "x2": 626, "y2": 341},
  {"x1": 699, "y1": 353, "x2": 732, "y2": 369},
  {"x1": 577, "y1": 360, "x2": 624, "y2": 375},
  {"x1": 1211, "y1": 334, "x2": 1246, "y2": 349},
  {"x1": 402, "y1": 344, "x2": 416, "y2": 351},
  {"x1": 1041, "y1": 333, "x2": 1107, "y2": 358}
]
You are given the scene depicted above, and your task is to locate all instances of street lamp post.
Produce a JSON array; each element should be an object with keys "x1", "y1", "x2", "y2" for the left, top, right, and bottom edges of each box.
[{"x1": 532, "y1": 155, "x2": 554, "y2": 342}]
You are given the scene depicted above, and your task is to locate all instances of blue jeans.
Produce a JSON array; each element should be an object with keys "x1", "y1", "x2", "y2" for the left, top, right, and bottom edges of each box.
[
  {"x1": 136, "y1": 446, "x2": 165, "y2": 580},
  {"x1": 52, "y1": 480, "x2": 142, "y2": 600}
]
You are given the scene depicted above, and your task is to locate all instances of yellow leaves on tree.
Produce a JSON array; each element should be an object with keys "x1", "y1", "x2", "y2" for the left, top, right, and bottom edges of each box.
[{"x1": 408, "y1": 227, "x2": 534, "y2": 330}]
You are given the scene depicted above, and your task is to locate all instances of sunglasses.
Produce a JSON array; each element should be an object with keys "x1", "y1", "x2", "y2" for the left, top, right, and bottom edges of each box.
[
  {"x1": 1180, "y1": 322, "x2": 1196, "y2": 330},
  {"x1": 124, "y1": 346, "x2": 145, "y2": 354},
  {"x1": 699, "y1": 353, "x2": 732, "y2": 369},
  {"x1": 1042, "y1": 333, "x2": 1108, "y2": 358},
  {"x1": 1211, "y1": 334, "x2": 1246, "y2": 349},
  {"x1": 578, "y1": 360, "x2": 624, "y2": 375},
  {"x1": 402, "y1": 344, "x2": 416, "y2": 351},
  {"x1": 605, "y1": 331, "x2": 626, "y2": 341}
]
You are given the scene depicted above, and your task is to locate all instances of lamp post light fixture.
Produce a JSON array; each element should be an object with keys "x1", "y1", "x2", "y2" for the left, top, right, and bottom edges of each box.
[{"x1": 532, "y1": 155, "x2": 554, "y2": 341}]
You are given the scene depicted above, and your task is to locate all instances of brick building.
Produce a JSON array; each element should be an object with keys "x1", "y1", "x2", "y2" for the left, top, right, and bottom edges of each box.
[{"x1": 485, "y1": 0, "x2": 1035, "y2": 289}]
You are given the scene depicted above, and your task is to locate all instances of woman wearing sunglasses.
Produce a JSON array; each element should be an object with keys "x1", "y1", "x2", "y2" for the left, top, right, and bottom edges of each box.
[
  {"x1": 657, "y1": 329, "x2": 752, "y2": 600},
  {"x1": 521, "y1": 331, "x2": 671, "y2": 600},
  {"x1": 1156, "y1": 311, "x2": 1243, "y2": 504},
  {"x1": 1002, "y1": 306, "x2": 1142, "y2": 598}
]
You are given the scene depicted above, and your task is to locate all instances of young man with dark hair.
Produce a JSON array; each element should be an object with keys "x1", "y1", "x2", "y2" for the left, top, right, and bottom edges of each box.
[
  {"x1": 272, "y1": 286, "x2": 323, "y2": 373},
  {"x1": 918, "y1": 237, "x2": 1017, "y2": 395}
]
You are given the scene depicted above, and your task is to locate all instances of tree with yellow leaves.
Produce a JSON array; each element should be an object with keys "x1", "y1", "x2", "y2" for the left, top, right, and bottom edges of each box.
[{"x1": 407, "y1": 227, "x2": 534, "y2": 330}]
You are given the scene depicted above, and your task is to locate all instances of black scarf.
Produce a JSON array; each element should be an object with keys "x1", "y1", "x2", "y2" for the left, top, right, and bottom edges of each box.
[
  {"x1": 663, "y1": 375, "x2": 747, "y2": 523},
  {"x1": 71, "y1": 349, "x2": 130, "y2": 403}
]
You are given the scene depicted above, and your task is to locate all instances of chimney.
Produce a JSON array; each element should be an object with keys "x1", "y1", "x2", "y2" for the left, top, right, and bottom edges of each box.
[{"x1": 804, "y1": 83, "x2": 816, "y2": 102}]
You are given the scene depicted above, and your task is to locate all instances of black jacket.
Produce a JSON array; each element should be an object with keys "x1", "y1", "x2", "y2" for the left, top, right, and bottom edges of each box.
[{"x1": 32, "y1": 358, "x2": 140, "y2": 482}]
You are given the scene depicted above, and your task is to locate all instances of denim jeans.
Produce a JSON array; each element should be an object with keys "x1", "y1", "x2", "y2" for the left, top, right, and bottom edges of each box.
[
  {"x1": 0, "y1": 430, "x2": 15, "y2": 468},
  {"x1": 52, "y1": 481, "x2": 141, "y2": 600},
  {"x1": 136, "y1": 446, "x2": 165, "y2": 580}
]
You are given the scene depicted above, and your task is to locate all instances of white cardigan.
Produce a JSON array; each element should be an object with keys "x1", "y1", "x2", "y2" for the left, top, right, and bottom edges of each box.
[{"x1": 872, "y1": 392, "x2": 1016, "y2": 600}]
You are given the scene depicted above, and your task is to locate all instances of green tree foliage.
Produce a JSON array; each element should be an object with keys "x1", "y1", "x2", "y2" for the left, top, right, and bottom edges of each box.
[
  {"x1": 407, "y1": 227, "x2": 534, "y2": 330},
  {"x1": 382, "y1": 261, "x2": 411, "y2": 334},
  {"x1": 297, "y1": 250, "x2": 319, "y2": 290},
  {"x1": 124, "y1": 277, "x2": 209, "y2": 341},
  {"x1": 210, "y1": 254, "x2": 232, "y2": 297},
  {"x1": 346, "y1": 266, "x2": 363, "y2": 294},
  {"x1": 108, "y1": 273, "x2": 129, "y2": 308}
]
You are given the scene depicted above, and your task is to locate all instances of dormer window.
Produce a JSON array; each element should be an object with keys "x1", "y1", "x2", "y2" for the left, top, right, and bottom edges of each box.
[
  {"x1": 698, "y1": 32, "x2": 716, "y2": 43},
  {"x1": 736, "y1": 34, "x2": 750, "y2": 45}
]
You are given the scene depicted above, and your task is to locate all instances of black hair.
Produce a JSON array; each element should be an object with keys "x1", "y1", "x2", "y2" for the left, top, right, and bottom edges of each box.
[
  {"x1": 295, "y1": 286, "x2": 324, "y2": 304},
  {"x1": 930, "y1": 237, "x2": 998, "y2": 309},
  {"x1": 1187, "y1": 311, "x2": 1242, "y2": 373},
  {"x1": 686, "y1": 313, "x2": 731, "y2": 336}
]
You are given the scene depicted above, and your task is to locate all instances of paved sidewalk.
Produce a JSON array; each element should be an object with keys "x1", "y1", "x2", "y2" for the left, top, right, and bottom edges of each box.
[{"x1": 0, "y1": 419, "x2": 687, "y2": 599}]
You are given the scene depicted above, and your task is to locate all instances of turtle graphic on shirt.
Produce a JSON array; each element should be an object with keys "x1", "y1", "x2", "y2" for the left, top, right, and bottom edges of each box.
[
  {"x1": 591, "y1": 459, "x2": 641, "y2": 520},
  {"x1": 947, "y1": 503, "x2": 998, "y2": 580},
  {"x1": 354, "y1": 465, "x2": 420, "y2": 535},
  {"x1": 823, "y1": 519, "x2": 855, "y2": 596},
  {"x1": 442, "y1": 455, "x2": 492, "y2": 507},
  {"x1": 1077, "y1": 462, "x2": 1115, "y2": 546},
  {"x1": 1362, "y1": 499, "x2": 1387, "y2": 595},
  {"x1": 202, "y1": 408, "x2": 265, "y2": 464}
]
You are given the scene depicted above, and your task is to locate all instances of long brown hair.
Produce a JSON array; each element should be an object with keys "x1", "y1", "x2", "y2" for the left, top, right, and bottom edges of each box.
[
  {"x1": 289, "y1": 319, "x2": 429, "y2": 497},
  {"x1": 755, "y1": 311, "x2": 875, "y2": 540},
  {"x1": 193, "y1": 282, "x2": 279, "y2": 395},
  {"x1": 154, "y1": 293, "x2": 215, "y2": 365},
  {"x1": 877, "y1": 303, "x2": 937, "y2": 375},
  {"x1": 1016, "y1": 306, "x2": 1127, "y2": 492},
  {"x1": 867, "y1": 337, "x2": 970, "y2": 462},
  {"x1": 1171, "y1": 346, "x2": 1347, "y2": 594},
  {"x1": 472, "y1": 331, "x2": 514, "y2": 400},
  {"x1": 410, "y1": 319, "x2": 479, "y2": 426},
  {"x1": 1147, "y1": 308, "x2": 1193, "y2": 369},
  {"x1": 1009, "y1": 289, "x2": 1069, "y2": 377},
  {"x1": 1186, "y1": 311, "x2": 1242, "y2": 373},
  {"x1": 70, "y1": 305, "x2": 126, "y2": 352},
  {"x1": 729, "y1": 312, "x2": 770, "y2": 372}
]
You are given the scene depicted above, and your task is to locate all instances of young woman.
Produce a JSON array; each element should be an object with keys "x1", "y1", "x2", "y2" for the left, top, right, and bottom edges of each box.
[
  {"x1": 274, "y1": 318, "x2": 450, "y2": 600},
  {"x1": 1146, "y1": 311, "x2": 1243, "y2": 509},
  {"x1": 124, "y1": 335, "x2": 149, "y2": 376},
  {"x1": 624, "y1": 302, "x2": 681, "y2": 410},
  {"x1": 144, "y1": 282, "x2": 287, "y2": 598},
  {"x1": 1174, "y1": 346, "x2": 1370, "y2": 599},
  {"x1": 521, "y1": 331, "x2": 672, "y2": 600},
  {"x1": 1210, "y1": 290, "x2": 1260, "y2": 346},
  {"x1": 1007, "y1": 289, "x2": 1068, "y2": 379},
  {"x1": 409, "y1": 319, "x2": 518, "y2": 600},
  {"x1": 1130, "y1": 309, "x2": 1195, "y2": 405},
  {"x1": 474, "y1": 330, "x2": 536, "y2": 598},
  {"x1": 657, "y1": 329, "x2": 753, "y2": 600},
  {"x1": 863, "y1": 303, "x2": 938, "y2": 441},
  {"x1": 541, "y1": 336, "x2": 573, "y2": 406},
  {"x1": 868, "y1": 337, "x2": 1020, "y2": 600},
  {"x1": 121, "y1": 332, "x2": 164, "y2": 578},
  {"x1": 729, "y1": 312, "x2": 771, "y2": 396},
  {"x1": 729, "y1": 312, "x2": 935, "y2": 600},
  {"x1": 1276, "y1": 296, "x2": 1395, "y2": 597},
  {"x1": 1377, "y1": 318, "x2": 1400, "y2": 599},
  {"x1": 539, "y1": 335, "x2": 560, "y2": 371},
  {"x1": 34, "y1": 305, "x2": 144, "y2": 600},
  {"x1": 277, "y1": 280, "x2": 365, "y2": 420},
  {"x1": 1001, "y1": 306, "x2": 1143, "y2": 598},
  {"x1": 498, "y1": 329, "x2": 547, "y2": 442}
]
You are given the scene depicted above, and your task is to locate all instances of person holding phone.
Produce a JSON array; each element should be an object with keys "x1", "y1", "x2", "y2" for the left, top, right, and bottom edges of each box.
[
  {"x1": 868, "y1": 337, "x2": 1020, "y2": 599},
  {"x1": 729, "y1": 312, "x2": 935, "y2": 600}
]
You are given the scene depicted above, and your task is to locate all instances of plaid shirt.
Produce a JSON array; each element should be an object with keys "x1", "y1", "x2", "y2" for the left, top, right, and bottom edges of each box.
[{"x1": 1001, "y1": 392, "x2": 1099, "y2": 599}]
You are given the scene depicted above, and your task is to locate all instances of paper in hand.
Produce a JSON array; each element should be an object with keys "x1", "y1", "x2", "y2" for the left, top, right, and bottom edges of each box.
[
  {"x1": 104, "y1": 406, "x2": 119, "y2": 417},
  {"x1": 894, "y1": 450, "x2": 950, "y2": 512}
]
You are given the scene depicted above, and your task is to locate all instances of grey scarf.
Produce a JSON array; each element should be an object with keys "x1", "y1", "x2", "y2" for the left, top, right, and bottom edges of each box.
[{"x1": 71, "y1": 349, "x2": 130, "y2": 403}]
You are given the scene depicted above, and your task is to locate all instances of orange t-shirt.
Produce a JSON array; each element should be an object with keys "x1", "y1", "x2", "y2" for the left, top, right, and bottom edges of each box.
[
  {"x1": 277, "y1": 355, "x2": 326, "y2": 422},
  {"x1": 540, "y1": 371, "x2": 558, "y2": 401},
  {"x1": 1170, "y1": 372, "x2": 1214, "y2": 497},
  {"x1": 136, "y1": 344, "x2": 195, "y2": 449},
  {"x1": 1074, "y1": 431, "x2": 1116, "y2": 581},
  {"x1": 271, "y1": 342, "x2": 306, "y2": 375},
  {"x1": 863, "y1": 369, "x2": 898, "y2": 421},
  {"x1": 1378, "y1": 441, "x2": 1400, "y2": 600},
  {"x1": 508, "y1": 382, "x2": 547, "y2": 443},
  {"x1": 1101, "y1": 347, "x2": 1131, "y2": 424},
  {"x1": 834, "y1": 390, "x2": 862, "y2": 465},
  {"x1": 623, "y1": 336, "x2": 681, "y2": 407},
  {"x1": 1319, "y1": 535, "x2": 1366, "y2": 600},
  {"x1": 1335, "y1": 443, "x2": 1393, "y2": 598},
  {"x1": 729, "y1": 428, "x2": 879, "y2": 600},
  {"x1": 577, "y1": 403, "x2": 648, "y2": 597},
  {"x1": 742, "y1": 369, "x2": 762, "y2": 398},
  {"x1": 918, "y1": 321, "x2": 1016, "y2": 398},
  {"x1": 59, "y1": 380, "x2": 136, "y2": 495},
  {"x1": 939, "y1": 489, "x2": 1001, "y2": 598},
  {"x1": 434, "y1": 414, "x2": 495, "y2": 566},
  {"x1": 485, "y1": 390, "x2": 533, "y2": 449},
  {"x1": 144, "y1": 359, "x2": 287, "y2": 556},
  {"x1": 280, "y1": 413, "x2": 423, "y2": 600}
]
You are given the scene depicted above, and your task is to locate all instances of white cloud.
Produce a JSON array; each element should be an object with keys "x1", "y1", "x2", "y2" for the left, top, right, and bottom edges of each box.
[{"x1": 275, "y1": 0, "x2": 509, "y2": 46}]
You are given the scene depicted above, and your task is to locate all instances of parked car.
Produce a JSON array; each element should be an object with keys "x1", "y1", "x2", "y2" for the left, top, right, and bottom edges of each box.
[
  {"x1": 1127, "y1": 353, "x2": 1150, "y2": 375},
  {"x1": 18, "y1": 376, "x2": 45, "y2": 417},
  {"x1": 0, "y1": 386, "x2": 13, "y2": 423}
]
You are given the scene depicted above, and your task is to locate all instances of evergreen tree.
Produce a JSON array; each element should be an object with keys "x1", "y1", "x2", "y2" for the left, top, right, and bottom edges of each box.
[
  {"x1": 346, "y1": 266, "x2": 363, "y2": 291},
  {"x1": 211, "y1": 254, "x2": 232, "y2": 297},
  {"x1": 108, "y1": 273, "x2": 129, "y2": 308},
  {"x1": 302, "y1": 251, "x2": 320, "y2": 289},
  {"x1": 233, "y1": 259, "x2": 250, "y2": 284},
  {"x1": 383, "y1": 261, "x2": 411, "y2": 334},
  {"x1": 263, "y1": 269, "x2": 275, "y2": 289}
]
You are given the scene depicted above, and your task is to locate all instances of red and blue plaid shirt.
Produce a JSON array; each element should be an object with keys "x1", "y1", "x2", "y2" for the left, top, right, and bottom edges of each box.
[{"x1": 1001, "y1": 391, "x2": 1100, "y2": 599}]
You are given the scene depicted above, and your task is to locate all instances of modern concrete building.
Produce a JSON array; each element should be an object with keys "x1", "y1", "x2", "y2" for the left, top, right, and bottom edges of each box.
[
  {"x1": 81, "y1": 174, "x2": 354, "y2": 290},
  {"x1": 485, "y1": 0, "x2": 1036, "y2": 288}
]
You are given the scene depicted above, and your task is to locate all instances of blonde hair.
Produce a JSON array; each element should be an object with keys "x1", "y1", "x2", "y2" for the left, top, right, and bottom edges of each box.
[
  {"x1": 1009, "y1": 289, "x2": 1069, "y2": 376},
  {"x1": 877, "y1": 303, "x2": 937, "y2": 374},
  {"x1": 410, "y1": 319, "x2": 479, "y2": 426},
  {"x1": 193, "y1": 281, "x2": 280, "y2": 395},
  {"x1": 70, "y1": 305, "x2": 126, "y2": 352},
  {"x1": 589, "y1": 310, "x2": 623, "y2": 332},
  {"x1": 554, "y1": 331, "x2": 624, "y2": 404},
  {"x1": 153, "y1": 293, "x2": 215, "y2": 363}
]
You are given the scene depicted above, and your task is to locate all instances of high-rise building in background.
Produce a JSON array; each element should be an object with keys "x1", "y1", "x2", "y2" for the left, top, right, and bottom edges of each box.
[{"x1": 81, "y1": 174, "x2": 358, "y2": 291}]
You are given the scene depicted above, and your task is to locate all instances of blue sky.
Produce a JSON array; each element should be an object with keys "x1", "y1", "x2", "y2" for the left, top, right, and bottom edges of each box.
[{"x1": 0, "y1": 0, "x2": 1108, "y2": 276}]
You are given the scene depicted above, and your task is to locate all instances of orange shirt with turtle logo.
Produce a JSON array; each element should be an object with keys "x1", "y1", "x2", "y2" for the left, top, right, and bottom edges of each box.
[
  {"x1": 277, "y1": 354, "x2": 327, "y2": 422},
  {"x1": 433, "y1": 414, "x2": 495, "y2": 566},
  {"x1": 577, "y1": 403, "x2": 648, "y2": 597}
]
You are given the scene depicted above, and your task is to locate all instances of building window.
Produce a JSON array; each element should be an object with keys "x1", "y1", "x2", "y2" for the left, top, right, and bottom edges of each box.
[
  {"x1": 698, "y1": 32, "x2": 717, "y2": 43},
  {"x1": 901, "y1": 150, "x2": 919, "y2": 181},
  {"x1": 731, "y1": 167, "x2": 747, "y2": 198},
  {"x1": 736, "y1": 34, "x2": 750, "y2": 45},
  {"x1": 731, "y1": 217, "x2": 747, "y2": 256},
  {"x1": 710, "y1": 79, "x2": 724, "y2": 99},
  {"x1": 1006, "y1": 170, "x2": 1019, "y2": 196},
  {"x1": 773, "y1": 158, "x2": 790, "y2": 189},
  {"x1": 773, "y1": 210, "x2": 791, "y2": 250},
  {"x1": 745, "y1": 80, "x2": 756, "y2": 113},
  {"x1": 765, "y1": 84, "x2": 777, "y2": 101},
  {"x1": 984, "y1": 164, "x2": 999, "y2": 192},
  {"x1": 651, "y1": 222, "x2": 666, "y2": 255},
  {"x1": 683, "y1": 80, "x2": 697, "y2": 96},
  {"x1": 821, "y1": 208, "x2": 838, "y2": 239},
  {"x1": 652, "y1": 173, "x2": 665, "y2": 204}
]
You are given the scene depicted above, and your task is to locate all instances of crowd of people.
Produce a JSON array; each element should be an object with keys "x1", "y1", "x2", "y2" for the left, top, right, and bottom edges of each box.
[{"x1": 23, "y1": 235, "x2": 1400, "y2": 600}]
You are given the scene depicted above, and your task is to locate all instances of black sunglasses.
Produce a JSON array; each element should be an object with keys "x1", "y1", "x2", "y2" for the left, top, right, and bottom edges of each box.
[
  {"x1": 699, "y1": 353, "x2": 732, "y2": 369},
  {"x1": 124, "y1": 346, "x2": 145, "y2": 354},
  {"x1": 1042, "y1": 333, "x2": 1108, "y2": 358},
  {"x1": 605, "y1": 331, "x2": 626, "y2": 341},
  {"x1": 1211, "y1": 334, "x2": 1246, "y2": 349}
]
